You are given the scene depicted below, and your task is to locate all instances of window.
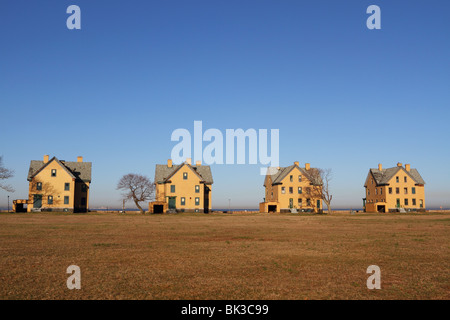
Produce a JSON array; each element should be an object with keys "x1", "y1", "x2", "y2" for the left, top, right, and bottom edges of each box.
[
  {"x1": 298, "y1": 187, "x2": 302, "y2": 194},
  {"x1": 404, "y1": 187, "x2": 408, "y2": 194},
  {"x1": 396, "y1": 176, "x2": 399, "y2": 183},
  {"x1": 195, "y1": 197, "x2": 200, "y2": 206},
  {"x1": 183, "y1": 172, "x2": 188, "y2": 180},
  {"x1": 170, "y1": 185, "x2": 175, "y2": 193},
  {"x1": 290, "y1": 175, "x2": 293, "y2": 182},
  {"x1": 298, "y1": 198, "x2": 302, "y2": 206},
  {"x1": 64, "y1": 196, "x2": 69, "y2": 205},
  {"x1": 396, "y1": 188, "x2": 400, "y2": 194},
  {"x1": 289, "y1": 198, "x2": 293, "y2": 207},
  {"x1": 195, "y1": 185, "x2": 200, "y2": 193},
  {"x1": 367, "y1": 189, "x2": 370, "y2": 196},
  {"x1": 371, "y1": 178, "x2": 373, "y2": 185},
  {"x1": 81, "y1": 197, "x2": 86, "y2": 206},
  {"x1": 404, "y1": 176, "x2": 407, "y2": 183},
  {"x1": 412, "y1": 187, "x2": 416, "y2": 194},
  {"x1": 65, "y1": 183, "x2": 70, "y2": 191},
  {"x1": 48, "y1": 196, "x2": 53, "y2": 205},
  {"x1": 412, "y1": 199, "x2": 416, "y2": 206},
  {"x1": 375, "y1": 188, "x2": 378, "y2": 195},
  {"x1": 389, "y1": 187, "x2": 392, "y2": 194},
  {"x1": 81, "y1": 184, "x2": 87, "y2": 192},
  {"x1": 289, "y1": 187, "x2": 293, "y2": 194},
  {"x1": 420, "y1": 200, "x2": 424, "y2": 208},
  {"x1": 181, "y1": 197, "x2": 186, "y2": 206},
  {"x1": 36, "y1": 182, "x2": 42, "y2": 191},
  {"x1": 404, "y1": 198, "x2": 409, "y2": 206},
  {"x1": 298, "y1": 175, "x2": 302, "y2": 182},
  {"x1": 281, "y1": 187, "x2": 285, "y2": 194},
  {"x1": 396, "y1": 198, "x2": 400, "y2": 207},
  {"x1": 51, "y1": 169, "x2": 57, "y2": 177},
  {"x1": 380, "y1": 188, "x2": 383, "y2": 195},
  {"x1": 307, "y1": 199, "x2": 311, "y2": 206}
]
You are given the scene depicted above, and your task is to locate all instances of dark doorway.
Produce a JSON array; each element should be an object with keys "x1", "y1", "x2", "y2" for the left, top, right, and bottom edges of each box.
[
  {"x1": 268, "y1": 205, "x2": 277, "y2": 212},
  {"x1": 154, "y1": 205, "x2": 164, "y2": 214},
  {"x1": 377, "y1": 205, "x2": 386, "y2": 213},
  {"x1": 15, "y1": 203, "x2": 27, "y2": 213}
]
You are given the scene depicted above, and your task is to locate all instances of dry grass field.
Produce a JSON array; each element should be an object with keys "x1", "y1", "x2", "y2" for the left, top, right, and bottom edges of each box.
[{"x1": 0, "y1": 212, "x2": 448, "y2": 300}]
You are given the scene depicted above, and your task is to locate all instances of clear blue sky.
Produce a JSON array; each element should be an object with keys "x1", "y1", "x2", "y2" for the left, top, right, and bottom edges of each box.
[{"x1": 1, "y1": 0, "x2": 449, "y2": 209}]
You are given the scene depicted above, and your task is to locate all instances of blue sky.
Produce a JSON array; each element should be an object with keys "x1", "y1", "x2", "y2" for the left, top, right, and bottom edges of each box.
[{"x1": 1, "y1": 0, "x2": 449, "y2": 209}]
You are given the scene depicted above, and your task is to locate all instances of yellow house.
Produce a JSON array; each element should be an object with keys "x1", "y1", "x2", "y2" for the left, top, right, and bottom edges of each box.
[
  {"x1": 27, "y1": 155, "x2": 92, "y2": 213},
  {"x1": 259, "y1": 162, "x2": 323, "y2": 213},
  {"x1": 149, "y1": 158, "x2": 213, "y2": 213},
  {"x1": 363, "y1": 163, "x2": 425, "y2": 213}
]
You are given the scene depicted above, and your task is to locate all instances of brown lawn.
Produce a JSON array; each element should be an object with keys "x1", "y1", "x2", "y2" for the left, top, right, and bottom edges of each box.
[{"x1": 0, "y1": 212, "x2": 448, "y2": 300}]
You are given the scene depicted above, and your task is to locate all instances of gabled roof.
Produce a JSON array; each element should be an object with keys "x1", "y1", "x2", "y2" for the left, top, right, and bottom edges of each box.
[
  {"x1": 27, "y1": 157, "x2": 92, "y2": 182},
  {"x1": 155, "y1": 162, "x2": 213, "y2": 184},
  {"x1": 364, "y1": 166, "x2": 425, "y2": 187},
  {"x1": 264, "y1": 164, "x2": 322, "y2": 186}
]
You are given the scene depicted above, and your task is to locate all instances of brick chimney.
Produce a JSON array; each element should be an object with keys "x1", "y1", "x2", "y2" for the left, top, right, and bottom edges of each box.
[
  {"x1": 305, "y1": 163, "x2": 310, "y2": 170},
  {"x1": 294, "y1": 161, "x2": 299, "y2": 167},
  {"x1": 43, "y1": 155, "x2": 49, "y2": 164},
  {"x1": 196, "y1": 160, "x2": 201, "y2": 166},
  {"x1": 167, "y1": 159, "x2": 173, "y2": 168},
  {"x1": 77, "y1": 156, "x2": 83, "y2": 162},
  {"x1": 397, "y1": 162, "x2": 403, "y2": 167},
  {"x1": 186, "y1": 158, "x2": 192, "y2": 165},
  {"x1": 405, "y1": 164, "x2": 411, "y2": 172},
  {"x1": 378, "y1": 163, "x2": 382, "y2": 171}
]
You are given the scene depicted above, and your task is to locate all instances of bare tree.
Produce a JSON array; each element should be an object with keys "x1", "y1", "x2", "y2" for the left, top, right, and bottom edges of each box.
[
  {"x1": 117, "y1": 174, "x2": 155, "y2": 214},
  {"x1": 0, "y1": 156, "x2": 15, "y2": 193},
  {"x1": 303, "y1": 168, "x2": 333, "y2": 214}
]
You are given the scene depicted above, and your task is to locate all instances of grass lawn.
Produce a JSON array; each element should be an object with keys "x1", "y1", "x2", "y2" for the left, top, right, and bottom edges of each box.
[{"x1": 0, "y1": 212, "x2": 448, "y2": 300}]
